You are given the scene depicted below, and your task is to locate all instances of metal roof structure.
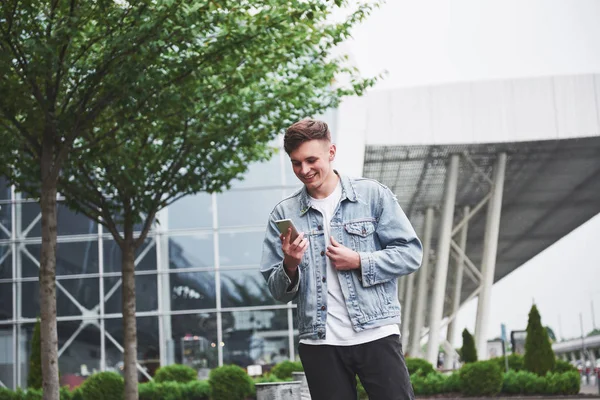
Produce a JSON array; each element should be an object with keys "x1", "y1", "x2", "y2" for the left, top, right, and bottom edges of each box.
[{"x1": 363, "y1": 136, "x2": 600, "y2": 316}]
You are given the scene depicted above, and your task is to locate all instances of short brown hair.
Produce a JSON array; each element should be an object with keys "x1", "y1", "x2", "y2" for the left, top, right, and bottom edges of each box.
[{"x1": 284, "y1": 119, "x2": 331, "y2": 154}]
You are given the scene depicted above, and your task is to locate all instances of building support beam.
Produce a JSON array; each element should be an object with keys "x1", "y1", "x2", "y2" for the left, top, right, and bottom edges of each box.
[
  {"x1": 475, "y1": 153, "x2": 507, "y2": 358},
  {"x1": 426, "y1": 154, "x2": 460, "y2": 366},
  {"x1": 445, "y1": 206, "x2": 470, "y2": 369},
  {"x1": 410, "y1": 207, "x2": 434, "y2": 357},
  {"x1": 401, "y1": 273, "x2": 415, "y2": 350}
]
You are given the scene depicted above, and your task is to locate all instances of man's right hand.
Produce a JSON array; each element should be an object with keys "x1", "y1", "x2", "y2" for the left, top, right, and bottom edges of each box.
[{"x1": 280, "y1": 228, "x2": 308, "y2": 278}]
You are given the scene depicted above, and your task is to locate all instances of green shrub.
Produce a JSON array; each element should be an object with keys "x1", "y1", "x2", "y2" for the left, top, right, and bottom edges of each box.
[
  {"x1": 27, "y1": 319, "x2": 42, "y2": 390},
  {"x1": 60, "y1": 386, "x2": 73, "y2": 400},
  {"x1": 546, "y1": 371, "x2": 580, "y2": 395},
  {"x1": 410, "y1": 372, "x2": 444, "y2": 396},
  {"x1": 357, "y1": 376, "x2": 368, "y2": 400},
  {"x1": 71, "y1": 388, "x2": 84, "y2": 400},
  {"x1": 138, "y1": 381, "x2": 183, "y2": 400},
  {"x1": 502, "y1": 369, "x2": 547, "y2": 395},
  {"x1": 270, "y1": 360, "x2": 304, "y2": 380},
  {"x1": 490, "y1": 353, "x2": 525, "y2": 372},
  {"x1": 554, "y1": 359, "x2": 577, "y2": 373},
  {"x1": 0, "y1": 387, "x2": 18, "y2": 400},
  {"x1": 404, "y1": 358, "x2": 435, "y2": 376},
  {"x1": 153, "y1": 364, "x2": 197, "y2": 383},
  {"x1": 181, "y1": 380, "x2": 210, "y2": 400},
  {"x1": 524, "y1": 305, "x2": 555, "y2": 375},
  {"x1": 442, "y1": 371, "x2": 461, "y2": 393},
  {"x1": 459, "y1": 360, "x2": 503, "y2": 396},
  {"x1": 209, "y1": 365, "x2": 253, "y2": 400},
  {"x1": 461, "y1": 329, "x2": 478, "y2": 363},
  {"x1": 79, "y1": 371, "x2": 124, "y2": 400},
  {"x1": 23, "y1": 389, "x2": 42, "y2": 400}
]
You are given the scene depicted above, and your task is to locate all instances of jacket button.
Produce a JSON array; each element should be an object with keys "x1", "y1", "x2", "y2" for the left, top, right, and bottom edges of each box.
[
  {"x1": 318, "y1": 332, "x2": 325, "y2": 339},
  {"x1": 321, "y1": 305, "x2": 326, "y2": 311},
  {"x1": 320, "y1": 251, "x2": 325, "y2": 256},
  {"x1": 317, "y1": 225, "x2": 322, "y2": 230},
  {"x1": 322, "y1": 277, "x2": 326, "y2": 283}
]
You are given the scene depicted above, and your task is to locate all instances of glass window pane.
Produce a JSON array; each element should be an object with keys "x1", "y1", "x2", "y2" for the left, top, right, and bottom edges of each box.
[
  {"x1": 56, "y1": 204, "x2": 98, "y2": 236},
  {"x1": 220, "y1": 269, "x2": 275, "y2": 308},
  {"x1": 104, "y1": 274, "x2": 157, "y2": 314},
  {"x1": 105, "y1": 317, "x2": 159, "y2": 381},
  {"x1": 22, "y1": 277, "x2": 99, "y2": 318},
  {"x1": 169, "y1": 234, "x2": 214, "y2": 270},
  {"x1": 0, "y1": 246, "x2": 11, "y2": 279},
  {"x1": 0, "y1": 283, "x2": 12, "y2": 320},
  {"x1": 229, "y1": 155, "x2": 282, "y2": 189},
  {"x1": 0, "y1": 202, "x2": 11, "y2": 240},
  {"x1": 21, "y1": 202, "x2": 41, "y2": 238},
  {"x1": 170, "y1": 271, "x2": 216, "y2": 311},
  {"x1": 217, "y1": 189, "x2": 283, "y2": 227},
  {"x1": 168, "y1": 193, "x2": 213, "y2": 230},
  {"x1": 0, "y1": 326, "x2": 14, "y2": 389},
  {"x1": 222, "y1": 309, "x2": 290, "y2": 367},
  {"x1": 219, "y1": 231, "x2": 264, "y2": 267},
  {"x1": 170, "y1": 313, "x2": 218, "y2": 370},
  {"x1": 0, "y1": 177, "x2": 10, "y2": 201},
  {"x1": 57, "y1": 322, "x2": 100, "y2": 380},
  {"x1": 22, "y1": 240, "x2": 99, "y2": 277},
  {"x1": 103, "y1": 239, "x2": 156, "y2": 273}
]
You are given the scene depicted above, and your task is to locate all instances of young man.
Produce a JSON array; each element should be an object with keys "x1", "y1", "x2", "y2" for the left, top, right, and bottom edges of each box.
[{"x1": 260, "y1": 119, "x2": 423, "y2": 400}]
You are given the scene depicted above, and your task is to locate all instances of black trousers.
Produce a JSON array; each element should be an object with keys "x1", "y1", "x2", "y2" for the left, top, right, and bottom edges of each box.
[{"x1": 298, "y1": 334, "x2": 415, "y2": 400}]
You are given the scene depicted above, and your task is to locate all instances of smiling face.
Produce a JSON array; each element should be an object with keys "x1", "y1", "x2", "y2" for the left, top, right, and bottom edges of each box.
[{"x1": 289, "y1": 139, "x2": 338, "y2": 199}]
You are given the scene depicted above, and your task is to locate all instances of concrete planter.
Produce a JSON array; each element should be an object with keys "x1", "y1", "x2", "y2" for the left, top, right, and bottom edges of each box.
[
  {"x1": 291, "y1": 372, "x2": 311, "y2": 400},
  {"x1": 255, "y1": 381, "x2": 302, "y2": 400}
]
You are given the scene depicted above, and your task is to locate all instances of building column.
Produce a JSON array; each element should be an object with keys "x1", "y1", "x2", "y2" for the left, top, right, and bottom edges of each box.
[
  {"x1": 426, "y1": 154, "x2": 460, "y2": 366},
  {"x1": 445, "y1": 206, "x2": 470, "y2": 368},
  {"x1": 410, "y1": 207, "x2": 434, "y2": 357},
  {"x1": 401, "y1": 273, "x2": 415, "y2": 350},
  {"x1": 156, "y1": 208, "x2": 173, "y2": 366},
  {"x1": 474, "y1": 153, "x2": 507, "y2": 358}
]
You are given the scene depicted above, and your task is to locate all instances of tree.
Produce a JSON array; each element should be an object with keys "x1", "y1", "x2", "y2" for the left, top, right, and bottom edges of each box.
[
  {"x1": 45, "y1": 1, "x2": 378, "y2": 399},
  {"x1": 524, "y1": 304, "x2": 556, "y2": 375},
  {"x1": 461, "y1": 328, "x2": 478, "y2": 363},
  {"x1": 27, "y1": 318, "x2": 42, "y2": 389}
]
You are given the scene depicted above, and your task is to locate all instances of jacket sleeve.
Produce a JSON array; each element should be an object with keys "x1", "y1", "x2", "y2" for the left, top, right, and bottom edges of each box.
[
  {"x1": 358, "y1": 184, "x2": 423, "y2": 287},
  {"x1": 260, "y1": 213, "x2": 300, "y2": 303}
]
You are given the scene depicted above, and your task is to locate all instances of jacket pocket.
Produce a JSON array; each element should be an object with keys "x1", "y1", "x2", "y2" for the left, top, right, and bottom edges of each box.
[{"x1": 344, "y1": 219, "x2": 376, "y2": 252}]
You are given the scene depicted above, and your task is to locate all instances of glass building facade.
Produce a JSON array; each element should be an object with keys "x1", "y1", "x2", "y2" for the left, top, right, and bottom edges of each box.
[{"x1": 0, "y1": 116, "x2": 337, "y2": 390}]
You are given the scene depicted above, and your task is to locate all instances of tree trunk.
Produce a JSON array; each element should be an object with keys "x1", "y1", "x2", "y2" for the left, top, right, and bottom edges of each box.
[
  {"x1": 39, "y1": 179, "x2": 60, "y2": 400},
  {"x1": 121, "y1": 237, "x2": 139, "y2": 400}
]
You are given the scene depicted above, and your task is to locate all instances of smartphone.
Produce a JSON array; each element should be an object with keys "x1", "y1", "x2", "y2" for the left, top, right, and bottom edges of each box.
[{"x1": 274, "y1": 219, "x2": 300, "y2": 242}]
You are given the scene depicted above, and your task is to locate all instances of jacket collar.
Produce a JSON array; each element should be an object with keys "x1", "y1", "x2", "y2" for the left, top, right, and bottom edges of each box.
[{"x1": 298, "y1": 170, "x2": 357, "y2": 216}]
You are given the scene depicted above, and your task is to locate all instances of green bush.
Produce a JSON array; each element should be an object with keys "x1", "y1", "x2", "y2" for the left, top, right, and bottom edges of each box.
[
  {"x1": 554, "y1": 359, "x2": 577, "y2": 373},
  {"x1": 502, "y1": 370, "x2": 547, "y2": 395},
  {"x1": 490, "y1": 353, "x2": 525, "y2": 372},
  {"x1": 27, "y1": 319, "x2": 42, "y2": 390},
  {"x1": 60, "y1": 386, "x2": 73, "y2": 400},
  {"x1": 138, "y1": 381, "x2": 184, "y2": 400},
  {"x1": 181, "y1": 380, "x2": 210, "y2": 400},
  {"x1": 524, "y1": 305, "x2": 555, "y2": 375},
  {"x1": 71, "y1": 388, "x2": 84, "y2": 400},
  {"x1": 153, "y1": 364, "x2": 197, "y2": 383},
  {"x1": 356, "y1": 376, "x2": 368, "y2": 400},
  {"x1": 410, "y1": 372, "x2": 444, "y2": 396},
  {"x1": 459, "y1": 360, "x2": 503, "y2": 396},
  {"x1": 546, "y1": 371, "x2": 580, "y2": 395},
  {"x1": 209, "y1": 365, "x2": 253, "y2": 400},
  {"x1": 79, "y1": 371, "x2": 124, "y2": 400},
  {"x1": 404, "y1": 358, "x2": 435, "y2": 376},
  {"x1": 0, "y1": 387, "x2": 18, "y2": 400},
  {"x1": 442, "y1": 371, "x2": 461, "y2": 393},
  {"x1": 270, "y1": 360, "x2": 304, "y2": 380},
  {"x1": 461, "y1": 329, "x2": 478, "y2": 363}
]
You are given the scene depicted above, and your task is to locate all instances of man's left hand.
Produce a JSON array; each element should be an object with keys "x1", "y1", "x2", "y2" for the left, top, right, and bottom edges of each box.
[{"x1": 326, "y1": 236, "x2": 361, "y2": 271}]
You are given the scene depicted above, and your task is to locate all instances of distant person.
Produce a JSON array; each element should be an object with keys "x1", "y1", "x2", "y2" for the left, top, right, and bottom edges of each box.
[{"x1": 260, "y1": 119, "x2": 423, "y2": 400}]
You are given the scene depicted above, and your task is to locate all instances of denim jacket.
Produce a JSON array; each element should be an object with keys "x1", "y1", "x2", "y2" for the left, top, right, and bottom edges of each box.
[{"x1": 260, "y1": 172, "x2": 423, "y2": 340}]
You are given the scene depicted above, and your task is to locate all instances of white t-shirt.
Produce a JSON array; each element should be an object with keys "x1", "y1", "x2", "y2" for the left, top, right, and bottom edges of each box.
[{"x1": 301, "y1": 181, "x2": 399, "y2": 346}]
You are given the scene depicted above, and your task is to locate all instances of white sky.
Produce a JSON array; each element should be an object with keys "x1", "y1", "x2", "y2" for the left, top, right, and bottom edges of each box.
[{"x1": 340, "y1": 0, "x2": 600, "y2": 344}]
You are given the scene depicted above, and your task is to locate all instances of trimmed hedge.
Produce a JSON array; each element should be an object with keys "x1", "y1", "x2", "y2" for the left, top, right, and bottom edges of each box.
[
  {"x1": 459, "y1": 360, "x2": 503, "y2": 396},
  {"x1": 153, "y1": 364, "x2": 197, "y2": 383},
  {"x1": 78, "y1": 371, "x2": 124, "y2": 400},
  {"x1": 404, "y1": 357, "x2": 435, "y2": 376},
  {"x1": 269, "y1": 360, "x2": 304, "y2": 380},
  {"x1": 209, "y1": 365, "x2": 253, "y2": 400}
]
